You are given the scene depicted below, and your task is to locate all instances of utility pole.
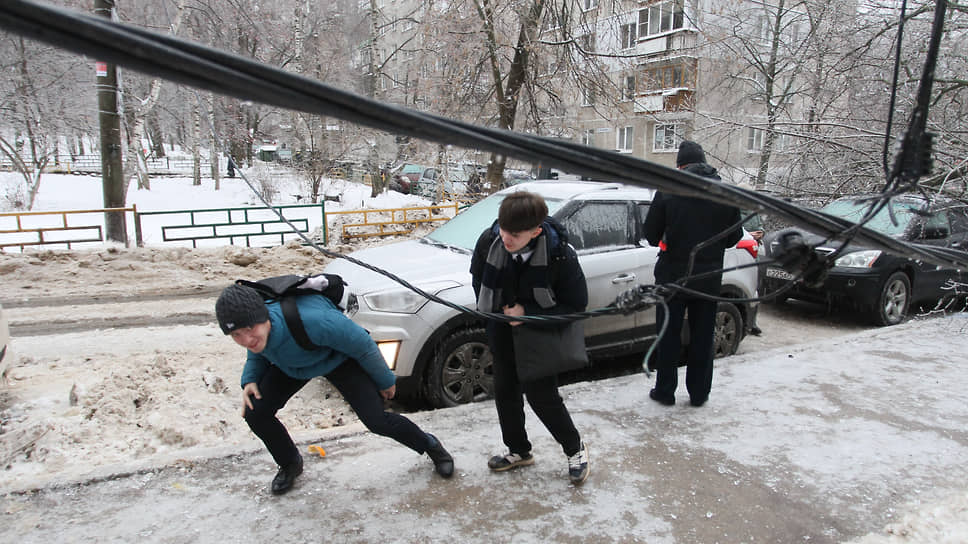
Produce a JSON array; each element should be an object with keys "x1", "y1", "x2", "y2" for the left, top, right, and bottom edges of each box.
[{"x1": 95, "y1": 0, "x2": 127, "y2": 244}]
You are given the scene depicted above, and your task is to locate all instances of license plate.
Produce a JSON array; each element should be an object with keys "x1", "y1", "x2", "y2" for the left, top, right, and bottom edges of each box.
[{"x1": 766, "y1": 268, "x2": 795, "y2": 281}]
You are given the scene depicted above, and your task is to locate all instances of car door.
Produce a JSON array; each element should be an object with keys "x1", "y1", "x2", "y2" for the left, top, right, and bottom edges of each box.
[
  {"x1": 556, "y1": 200, "x2": 656, "y2": 350},
  {"x1": 945, "y1": 206, "x2": 968, "y2": 291},
  {"x1": 909, "y1": 209, "x2": 955, "y2": 300}
]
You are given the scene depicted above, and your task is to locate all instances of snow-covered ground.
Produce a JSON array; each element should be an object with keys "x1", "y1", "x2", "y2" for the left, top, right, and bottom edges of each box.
[{"x1": 1, "y1": 170, "x2": 967, "y2": 542}]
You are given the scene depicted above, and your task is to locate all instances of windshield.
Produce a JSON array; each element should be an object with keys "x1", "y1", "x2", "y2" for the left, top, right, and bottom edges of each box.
[
  {"x1": 424, "y1": 192, "x2": 565, "y2": 250},
  {"x1": 821, "y1": 199, "x2": 920, "y2": 237}
]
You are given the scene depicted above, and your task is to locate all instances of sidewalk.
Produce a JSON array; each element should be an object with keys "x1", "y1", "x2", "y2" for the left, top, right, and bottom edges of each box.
[{"x1": 3, "y1": 315, "x2": 968, "y2": 543}]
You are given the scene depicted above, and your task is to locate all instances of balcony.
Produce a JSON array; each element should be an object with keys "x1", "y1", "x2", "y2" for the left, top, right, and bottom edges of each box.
[
  {"x1": 636, "y1": 30, "x2": 697, "y2": 57},
  {"x1": 633, "y1": 88, "x2": 694, "y2": 114}
]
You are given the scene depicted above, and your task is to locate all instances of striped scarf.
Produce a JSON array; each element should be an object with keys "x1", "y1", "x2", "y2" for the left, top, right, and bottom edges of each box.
[{"x1": 476, "y1": 227, "x2": 557, "y2": 312}]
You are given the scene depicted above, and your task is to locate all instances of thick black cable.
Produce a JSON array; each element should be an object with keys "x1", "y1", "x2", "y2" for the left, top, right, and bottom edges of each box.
[
  {"x1": 0, "y1": 0, "x2": 965, "y2": 272},
  {"x1": 882, "y1": 0, "x2": 907, "y2": 182}
]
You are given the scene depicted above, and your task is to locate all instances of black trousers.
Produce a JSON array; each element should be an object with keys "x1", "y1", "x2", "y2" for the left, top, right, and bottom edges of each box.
[
  {"x1": 489, "y1": 323, "x2": 582, "y2": 457},
  {"x1": 243, "y1": 359, "x2": 431, "y2": 467},
  {"x1": 652, "y1": 294, "x2": 717, "y2": 403}
]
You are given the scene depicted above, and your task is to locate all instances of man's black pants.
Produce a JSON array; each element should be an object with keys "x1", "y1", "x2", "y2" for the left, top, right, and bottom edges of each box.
[
  {"x1": 243, "y1": 359, "x2": 430, "y2": 467},
  {"x1": 653, "y1": 294, "x2": 717, "y2": 404},
  {"x1": 489, "y1": 323, "x2": 582, "y2": 457}
]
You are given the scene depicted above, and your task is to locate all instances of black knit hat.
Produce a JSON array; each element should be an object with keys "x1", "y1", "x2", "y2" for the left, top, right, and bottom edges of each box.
[
  {"x1": 215, "y1": 284, "x2": 269, "y2": 334},
  {"x1": 676, "y1": 140, "x2": 706, "y2": 167}
]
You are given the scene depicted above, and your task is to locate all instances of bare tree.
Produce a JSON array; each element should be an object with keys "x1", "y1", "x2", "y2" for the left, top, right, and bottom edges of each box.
[
  {"x1": 0, "y1": 36, "x2": 85, "y2": 209},
  {"x1": 117, "y1": 0, "x2": 187, "y2": 192}
]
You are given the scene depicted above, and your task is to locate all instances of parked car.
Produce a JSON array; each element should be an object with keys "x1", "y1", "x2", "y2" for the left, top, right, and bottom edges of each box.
[
  {"x1": 761, "y1": 194, "x2": 968, "y2": 326},
  {"x1": 324, "y1": 180, "x2": 760, "y2": 408},
  {"x1": 412, "y1": 166, "x2": 469, "y2": 198},
  {"x1": 504, "y1": 169, "x2": 536, "y2": 186},
  {"x1": 389, "y1": 163, "x2": 426, "y2": 194}
]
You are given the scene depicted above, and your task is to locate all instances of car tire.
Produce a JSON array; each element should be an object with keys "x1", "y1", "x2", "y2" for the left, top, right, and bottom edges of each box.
[
  {"x1": 713, "y1": 302, "x2": 743, "y2": 358},
  {"x1": 424, "y1": 326, "x2": 494, "y2": 408},
  {"x1": 873, "y1": 271, "x2": 910, "y2": 326}
]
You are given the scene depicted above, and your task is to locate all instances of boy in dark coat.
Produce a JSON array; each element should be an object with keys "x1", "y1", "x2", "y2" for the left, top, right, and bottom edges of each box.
[
  {"x1": 469, "y1": 191, "x2": 590, "y2": 484},
  {"x1": 644, "y1": 141, "x2": 743, "y2": 407}
]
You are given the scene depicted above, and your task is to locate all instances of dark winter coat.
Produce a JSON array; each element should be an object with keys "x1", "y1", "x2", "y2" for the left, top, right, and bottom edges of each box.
[
  {"x1": 240, "y1": 295, "x2": 395, "y2": 390},
  {"x1": 469, "y1": 218, "x2": 588, "y2": 327},
  {"x1": 644, "y1": 163, "x2": 744, "y2": 294}
]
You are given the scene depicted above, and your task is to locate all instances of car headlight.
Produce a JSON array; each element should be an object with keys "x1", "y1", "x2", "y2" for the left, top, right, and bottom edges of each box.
[
  {"x1": 362, "y1": 280, "x2": 460, "y2": 313},
  {"x1": 835, "y1": 250, "x2": 882, "y2": 268}
]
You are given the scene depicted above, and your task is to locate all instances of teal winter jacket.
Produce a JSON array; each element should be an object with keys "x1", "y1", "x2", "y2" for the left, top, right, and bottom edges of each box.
[{"x1": 239, "y1": 295, "x2": 396, "y2": 390}]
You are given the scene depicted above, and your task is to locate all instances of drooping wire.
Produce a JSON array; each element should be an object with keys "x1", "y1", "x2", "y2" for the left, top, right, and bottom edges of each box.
[
  {"x1": 882, "y1": 0, "x2": 908, "y2": 183},
  {"x1": 0, "y1": 0, "x2": 964, "y2": 272}
]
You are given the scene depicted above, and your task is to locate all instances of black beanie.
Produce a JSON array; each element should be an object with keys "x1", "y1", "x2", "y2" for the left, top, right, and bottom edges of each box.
[
  {"x1": 215, "y1": 284, "x2": 269, "y2": 334},
  {"x1": 676, "y1": 140, "x2": 706, "y2": 167}
]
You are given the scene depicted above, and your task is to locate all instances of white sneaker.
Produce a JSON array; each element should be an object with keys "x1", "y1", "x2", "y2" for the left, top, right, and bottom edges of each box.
[{"x1": 567, "y1": 442, "x2": 589, "y2": 484}]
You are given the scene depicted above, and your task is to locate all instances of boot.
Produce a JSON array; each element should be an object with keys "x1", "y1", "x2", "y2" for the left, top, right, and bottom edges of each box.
[
  {"x1": 425, "y1": 433, "x2": 454, "y2": 478},
  {"x1": 270, "y1": 455, "x2": 303, "y2": 495}
]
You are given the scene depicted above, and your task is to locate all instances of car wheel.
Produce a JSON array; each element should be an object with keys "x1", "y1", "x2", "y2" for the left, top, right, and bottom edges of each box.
[
  {"x1": 873, "y1": 271, "x2": 910, "y2": 326},
  {"x1": 425, "y1": 326, "x2": 494, "y2": 408},
  {"x1": 713, "y1": 302, "x2": 743, "y2": 358}
]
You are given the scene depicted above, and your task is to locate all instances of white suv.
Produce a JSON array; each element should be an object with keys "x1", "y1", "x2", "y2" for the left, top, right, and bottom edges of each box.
[{"x1": 324, "y1": 181, "x2": 759, "y2": 407}]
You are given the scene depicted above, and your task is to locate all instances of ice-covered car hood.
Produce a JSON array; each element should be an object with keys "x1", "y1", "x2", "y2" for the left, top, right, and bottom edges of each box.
[{"x1": 324, "y1": 239, "x2": 472, "y2": 295}]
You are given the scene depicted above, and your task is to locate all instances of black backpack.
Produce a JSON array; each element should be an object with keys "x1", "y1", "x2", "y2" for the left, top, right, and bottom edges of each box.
[{"x1": 236, "y1": 273, "x2": 346, "y2": 351}]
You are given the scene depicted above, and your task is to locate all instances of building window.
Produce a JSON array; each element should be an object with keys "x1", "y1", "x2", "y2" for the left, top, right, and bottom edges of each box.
[
  {"x1": 581, "y1": 83, "x2": 596, "y2": 106},
  {"x1": 747, "y1": 129, "x2": 791, "y2": 152},
  {"x1": 617, "y1": 126, "x2": 634, "y2": 152},
  {"x1": 622, "y1": 75, "x2": 636, "y2": 101},
  {"x1": 581, "y1": 129, "x2": 596, "y2": 146},
  {"x1": 641, "y1": 61, "x2": 694, "y2": 92},
  {"x1": 653, "y1": 124, "x2": 682, "y2": 152},
  {"x1": 620, "y1": 22, "x2": 637, "y2": 50},
  {"x1": 579, "y1": 32, "x2": 597, "y2": 53},
  {"x1": 582, "y1": 0, "x2": 599, "y2": 11},
  {"x1": 638, "y1": 0, "x2": 685, "y2": 38},
  {"x1": 747, "y1": 127, "x2": 764, "y2": 152},
  {"x1": 754, "y1": 15, "x2": 771, "y2": 44}
]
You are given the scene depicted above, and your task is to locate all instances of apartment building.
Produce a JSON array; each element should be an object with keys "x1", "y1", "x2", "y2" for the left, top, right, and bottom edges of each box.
[{"x1": 361, "y1": 0, "x2": 816, "y2": 189}]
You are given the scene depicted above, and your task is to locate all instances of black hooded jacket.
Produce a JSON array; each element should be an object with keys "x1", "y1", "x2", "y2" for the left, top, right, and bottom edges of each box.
[{"x1": 644, "y1": 163, "x2": 743, "y2": 293}]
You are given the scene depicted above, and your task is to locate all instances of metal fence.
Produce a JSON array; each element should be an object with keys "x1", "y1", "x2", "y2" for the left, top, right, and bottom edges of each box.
[
  {"x1": 0, "y1": 200, "x2": 466, "y2": 251},
  {"x1": 0, "y1": 154, "x2": 215, "y2": 176}
]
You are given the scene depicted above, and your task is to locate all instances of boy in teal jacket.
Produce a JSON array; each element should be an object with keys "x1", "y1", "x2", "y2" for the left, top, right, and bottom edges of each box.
[{"x1": 216, "y1": 284, "x2": 454, "y2": 495}]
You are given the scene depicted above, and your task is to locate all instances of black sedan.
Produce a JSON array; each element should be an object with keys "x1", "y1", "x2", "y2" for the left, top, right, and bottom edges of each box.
[{"x1": 761, "y1": 194, "x2": 968, "y2": 325}]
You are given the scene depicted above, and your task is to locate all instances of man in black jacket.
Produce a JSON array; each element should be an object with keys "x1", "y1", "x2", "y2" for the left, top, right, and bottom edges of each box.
[
  {"x1": 469, "y1": 191, "x2": 590, "y2": 484},
  {"x1": 644, "y1": 141, "x2": 743, "y2": 407}
]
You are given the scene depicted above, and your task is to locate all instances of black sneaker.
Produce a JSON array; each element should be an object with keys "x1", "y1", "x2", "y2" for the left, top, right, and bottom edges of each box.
[
  {"x1": 425, "y1": 433, "x2": 454, "y2": 478},
  {"x1": 487, "y1": 451, "x2": 534, "y2": 472},
  {"x1": 270, "y1": 455, "x2": 303, "y2": 495},
  {"x1": 568, "y1": 442, "x2": 589, "y2": 484}
]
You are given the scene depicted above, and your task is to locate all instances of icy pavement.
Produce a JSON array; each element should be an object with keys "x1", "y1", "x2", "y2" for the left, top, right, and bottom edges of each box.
[{"x1": 3, "y1": 314, "x2": 968, "y2": 543}]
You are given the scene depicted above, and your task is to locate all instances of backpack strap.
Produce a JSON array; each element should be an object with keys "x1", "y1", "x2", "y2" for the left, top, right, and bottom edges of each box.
[
  {"x1": 279, "y1": 296, "x2": 321, "y2": 351},
  {"x1": 236, "y1": 276, "x2": 322, "y2": 351}
]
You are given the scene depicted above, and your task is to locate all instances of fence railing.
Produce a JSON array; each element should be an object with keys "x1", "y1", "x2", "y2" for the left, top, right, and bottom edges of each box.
[
  {"x1": 0, "y1": 206, "x2": 138, "y2": 251},
  {"x1": 0, "y1": 200, "x2": 464, "y2": 251},
  {"x1": 136, "y1": 203, "x2": 326, "y2": 248},
  {"x1": 0, "y1": 154, "x2": 215, "y2": 176},
  {"x1": 327, "y1": 202, "x2": 459, "y2": 240}
]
